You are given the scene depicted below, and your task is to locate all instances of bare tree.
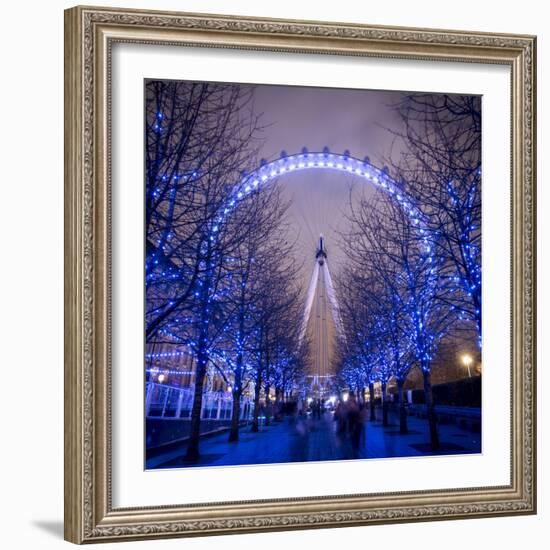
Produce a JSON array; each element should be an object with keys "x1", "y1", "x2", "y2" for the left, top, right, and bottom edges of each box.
[
  {"x1": 249, "y1": 250, "x2": 303, "y2": 433},
  {"x1": 145, "y1": 80, "x2": 263, "y2": 341},
  {"x1": 339, "y1": 189, "x2": 457, "y2": 450},
  {"x1": 145, "y1": 80, "x2": 273, "y2": 460},
  {"x1": 219, "y1": 182, "x2": 293, "y2": 441},
  {"x1": 390, "y1": 94, "x2": 482, "y2": 341},
  {"x1": 336, "y1": 266, "x2": 379, "y2": 421}
]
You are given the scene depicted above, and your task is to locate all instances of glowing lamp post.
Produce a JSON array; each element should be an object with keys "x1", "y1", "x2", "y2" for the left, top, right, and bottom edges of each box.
[{"x1": 461, "y1": 354, "x2": 473, "y2": 378}]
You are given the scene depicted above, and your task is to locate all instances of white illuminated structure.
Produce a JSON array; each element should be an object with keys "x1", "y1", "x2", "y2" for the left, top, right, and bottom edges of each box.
[
  {"x1": 211, "y1": 149, "x2": 433, "y2": 399},
  {"x1": 302, "y1": 236, "x2": 344, "y2": 397},
  {"x1": 235, "y1": 149, "x2": 422, "y2": 223}
]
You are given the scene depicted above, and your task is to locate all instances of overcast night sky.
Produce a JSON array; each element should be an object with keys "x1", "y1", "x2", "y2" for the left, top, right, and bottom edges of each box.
[{"x1": 249, "y1": 83, "x2": 408, "y2": 290}]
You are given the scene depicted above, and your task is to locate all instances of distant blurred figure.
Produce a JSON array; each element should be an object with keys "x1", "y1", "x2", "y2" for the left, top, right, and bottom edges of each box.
[
  {"x1": 358, "y1": 399, "x2": 369, "y2": 450},
  {"x1": 347, "y1": 393, "x2": 363, "y2": 454},
  {"x1": 312, "y1": 398, "x2": 323, "y2": 420},
  {"x1": 334, "y1": 400, "x2": 346, "y2": 434}
]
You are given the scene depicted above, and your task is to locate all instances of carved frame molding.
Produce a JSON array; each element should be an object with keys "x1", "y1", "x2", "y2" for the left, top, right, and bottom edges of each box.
[{"x1": 64, "y1": 5, "x2": 536, "y2": 544}]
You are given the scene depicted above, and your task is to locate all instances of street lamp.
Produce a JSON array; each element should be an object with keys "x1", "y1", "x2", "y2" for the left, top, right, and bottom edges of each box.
[{"x1": 461, "y1": 354, "x2": 473, "y2": 378}]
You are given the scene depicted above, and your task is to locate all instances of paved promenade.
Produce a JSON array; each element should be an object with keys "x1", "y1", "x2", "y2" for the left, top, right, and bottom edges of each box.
[{"x1": 147, "y1": 408, "x2": 481, "y2": 469}]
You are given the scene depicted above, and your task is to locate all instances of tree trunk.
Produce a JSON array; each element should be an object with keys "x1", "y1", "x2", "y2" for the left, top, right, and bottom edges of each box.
[
  {"x1": 185, "y1": 244, "x2": 213, "y2": 461},
  {"x1": 264, "y1": 384, "x2": 271, "y2": 426},
  {"x1": 229, "y1": 291, "x2": 247, "y2": 442},
  {"x1": 185, "y1": 347, "x2": 207, "y2": 461},
  {"x1": 369, "y1": 382, "x2": 376, "y2": 421},
  {"x1": 229, "y1": 311, "x2": 245, "y2": 442},
  {"x1": 381, "y1": 381, "x2": 389, "y2": 426},
  {"x1": 275, "y1": 387, "x2": 282, "y2": 420},
  {"x1": 263, "y1": 331, "x2": 270, "y2": 426},
  {"x1": 397, "y1": 378, "x2": 408, "y2": 434},
  {"x1": 422, "y1": 369, "x2": 439, "y2": 450},
  {"x1": 251, "y1": 370, "x2": 262, "y2": 432},
  {"x1": 228, "y1": 387, "x2": 242, "y2": 442}
]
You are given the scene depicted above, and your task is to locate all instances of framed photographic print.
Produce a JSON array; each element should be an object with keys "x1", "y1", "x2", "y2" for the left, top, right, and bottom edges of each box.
[{"x1": 64, "y1": 5, "x2": 537, "y2": 544}]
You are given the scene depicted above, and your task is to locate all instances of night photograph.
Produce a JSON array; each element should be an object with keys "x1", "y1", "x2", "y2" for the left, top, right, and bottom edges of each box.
[{"x1": 144, "y1": 79, "x2": 482, "y2": 469}]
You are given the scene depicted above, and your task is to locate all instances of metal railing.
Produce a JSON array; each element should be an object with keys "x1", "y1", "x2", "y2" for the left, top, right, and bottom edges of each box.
[{"x1": 145, "y1": 382, "x2": 253, "y2": 421}]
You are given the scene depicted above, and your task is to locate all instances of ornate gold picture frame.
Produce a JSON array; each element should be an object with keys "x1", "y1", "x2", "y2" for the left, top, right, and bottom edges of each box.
[{"x1": 64, "y1": 5, "x2": 536, "y2": 544}]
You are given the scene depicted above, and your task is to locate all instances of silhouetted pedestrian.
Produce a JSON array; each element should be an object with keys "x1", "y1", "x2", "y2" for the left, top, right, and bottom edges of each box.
[{"x1": 347, "y1": 394, "x2": 363, "y2": 454}]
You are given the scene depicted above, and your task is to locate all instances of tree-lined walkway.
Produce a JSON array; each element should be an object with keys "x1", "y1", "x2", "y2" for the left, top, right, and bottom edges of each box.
[{"x1": 148, "y1": 409, "x2": 481, "y2": 469}]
